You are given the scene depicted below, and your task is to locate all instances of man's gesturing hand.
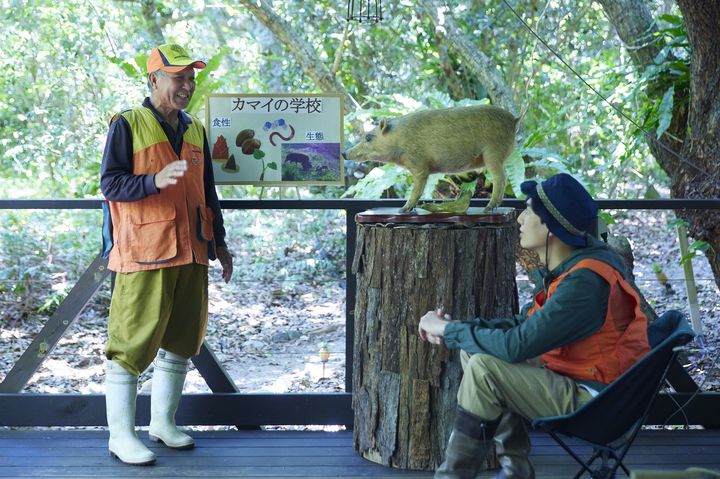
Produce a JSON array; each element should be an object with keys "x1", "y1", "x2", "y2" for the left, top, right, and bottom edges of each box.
[{"x1": 154, "y1": 160, "x2": 188, "y2": 189}]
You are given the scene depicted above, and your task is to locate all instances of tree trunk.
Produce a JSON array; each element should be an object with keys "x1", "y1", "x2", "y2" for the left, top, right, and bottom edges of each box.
[
  {"x1": 672, "y1": 0, "x2": 720, "y2": 290},
  {"x1": 418, "y1": 0, "x2": 519, "y2": 115},
  {"x1": 596, "y1": 0, "x2": 662, "y2": 67},
  {"x1": 599, "y1": 0, "x2": 720, "y2": 290},
  {"x1": 351, "y1": 212, "x2": 519, "y2": 470}
]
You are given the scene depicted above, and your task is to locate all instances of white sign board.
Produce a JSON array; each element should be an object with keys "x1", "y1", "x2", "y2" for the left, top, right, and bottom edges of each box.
[{"x1": 205, "y1": 93, "x2": 344, "y2": 185}]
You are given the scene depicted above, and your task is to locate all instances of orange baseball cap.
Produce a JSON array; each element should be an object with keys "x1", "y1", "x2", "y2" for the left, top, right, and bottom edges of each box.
[{"x1": 146, "y1": 43, "x2": 206, "y2": 73}]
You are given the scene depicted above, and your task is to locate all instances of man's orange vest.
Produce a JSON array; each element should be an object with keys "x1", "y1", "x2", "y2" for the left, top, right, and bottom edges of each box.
[
  {"x1": 107, "y1": 106, "x2": 215, "y2": 273},
  {"x1": 527, "y1": 259, "x2": 650, "y2": 384}
]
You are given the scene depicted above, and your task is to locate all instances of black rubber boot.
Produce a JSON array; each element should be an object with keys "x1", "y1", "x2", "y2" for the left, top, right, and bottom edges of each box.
[
  {"x1": 435, "y1": 407, "x2": 501, "y2": 479},
  {"x1": 492, "y1": 413, "x2": 535, "y2": 479}
]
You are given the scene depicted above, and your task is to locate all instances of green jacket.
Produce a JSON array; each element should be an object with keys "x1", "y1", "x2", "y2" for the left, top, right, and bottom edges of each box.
[{"x1": 443, "y1": 237, "x2": 633, "y2": 386}]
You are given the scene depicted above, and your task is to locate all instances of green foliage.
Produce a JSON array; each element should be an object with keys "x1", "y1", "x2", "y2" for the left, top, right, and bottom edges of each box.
[
  {"x1": 598, "y1": 211, "x2": 616, "y2": 226},
  {"x1": 1, "y1": 0, "x2": 684, "y2": 202},
  {"x1": 1, "y1": 0, "x2": 709, "y2": 324},
  {"x1": 0, "y1": 2, "x2": 118, "y2": 198},
  {"x1": 105, "y1": 53, "x2": 148, "y2": 85},
  {"x1": 666, "y1": 217, "x2": 688, "y2": 230},
  {"x1": 0, "y1": 210, "x2": 102, "y2": 320},
  {"x1": 222, "y1": 209, "x2": 346, "y2": 285},
  {"x1": 680, "y1": 240, "x2": 712, "y2": 266},
  {"x1": 186, "y1": 48, "x2": 228, "y2": 115},
  {"x1": 252, "y1": 148, "x2": 276, "y2": 181},
  {"x1": 632, "y1": 13, "x2": 690, "y2": 141},
  {"x1": 343, "y1": 164, "x2": 410, "y2": 199},
  {"x1": 504, "y1": 149, "x2": 525, "y2": 198}
]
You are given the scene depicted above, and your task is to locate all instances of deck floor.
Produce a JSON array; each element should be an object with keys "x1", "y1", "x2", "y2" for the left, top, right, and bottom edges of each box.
[{"x1": 1, "y1": 428, "x2": 719, "y2": 478}]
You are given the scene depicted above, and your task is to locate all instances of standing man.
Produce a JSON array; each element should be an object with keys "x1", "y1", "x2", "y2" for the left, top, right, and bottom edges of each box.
[
  {"x1": 100, "y1": 43, "x2": 233, "y2": 465},
  {"x1": 418, "y1": 173, "x2": 650, "y2": 479}
]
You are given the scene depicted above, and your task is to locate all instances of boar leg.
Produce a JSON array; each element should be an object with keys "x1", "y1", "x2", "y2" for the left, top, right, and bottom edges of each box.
[
  {"x1": 485, "y1": 159, "x2": 507, "y2": 211},
  {"x1": 400, "y1": 170, "x2": 429, "y2": 213}
]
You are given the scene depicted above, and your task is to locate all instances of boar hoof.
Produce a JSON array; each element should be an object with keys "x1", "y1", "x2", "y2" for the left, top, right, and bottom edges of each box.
[{"x1": 399, "y1": 205, "x2": 415, "y2": 214}]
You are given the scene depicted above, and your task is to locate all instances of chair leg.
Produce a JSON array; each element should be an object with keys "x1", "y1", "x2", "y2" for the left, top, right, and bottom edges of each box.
[
  {"x1": 545, "y1": 430, "x2": 634, "y2": 479},
  {"x1": 596, "y1": 450, "x2": 614, "y2": 479},
  {"x1": 545, "y1": 433, "x2": 608, "y2": 479},
  {"x1": 586, "y1": 449, "x2": 629, "y2": 479}
]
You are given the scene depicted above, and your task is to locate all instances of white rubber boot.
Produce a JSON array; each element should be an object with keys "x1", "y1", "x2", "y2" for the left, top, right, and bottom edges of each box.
[
  {"x1": 105, "y1": 360, "x2": 156, "y2": 465},
  {"x1": 148, "y1": 349, "x2": 194, "y2": 449}
]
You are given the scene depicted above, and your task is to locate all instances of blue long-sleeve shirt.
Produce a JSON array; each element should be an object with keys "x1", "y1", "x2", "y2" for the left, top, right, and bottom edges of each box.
[{"x1": 100, "y1": 97, "x2": 226, "y2": 247}]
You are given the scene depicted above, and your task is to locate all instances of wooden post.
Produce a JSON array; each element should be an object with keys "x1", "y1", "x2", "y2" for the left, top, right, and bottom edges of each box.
[{"x1": 351, "y1": 207, "x2": 519, "y2": 470}]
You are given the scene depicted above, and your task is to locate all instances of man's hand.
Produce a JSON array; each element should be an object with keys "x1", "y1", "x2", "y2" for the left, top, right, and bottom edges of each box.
[
  {"x1": 418, "y1": 309, "x2": 451, "y2": 346},
  {"x1": 216, "y1": 246, "x2": 233, "y2": 283},
  {"x1": 154, "y1": 160, "x2": 188, "y2": 189}
]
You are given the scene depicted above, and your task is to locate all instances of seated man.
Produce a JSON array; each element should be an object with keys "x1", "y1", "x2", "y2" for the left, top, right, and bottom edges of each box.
[{"x1": 418, "y1": 173, "x2": 651, "y2": 479}]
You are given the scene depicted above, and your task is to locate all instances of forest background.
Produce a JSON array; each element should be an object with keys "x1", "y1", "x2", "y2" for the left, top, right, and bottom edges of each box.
[{"x1": 1, "y1": 0, "x2": 718, "y2": 399}]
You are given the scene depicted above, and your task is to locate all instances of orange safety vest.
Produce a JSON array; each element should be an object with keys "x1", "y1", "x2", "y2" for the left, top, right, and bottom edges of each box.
[
  {"x1": 527, "y1": 259, "x2": 650, "y2": 384},
  {"x1": 107, "y1": 106, "x2": 215, "y2": 273}
]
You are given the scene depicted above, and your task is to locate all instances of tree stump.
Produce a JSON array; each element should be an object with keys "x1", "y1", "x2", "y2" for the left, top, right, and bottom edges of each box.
[{"x1": 351, "y1": 207, "x2": 519, "y2": 470}]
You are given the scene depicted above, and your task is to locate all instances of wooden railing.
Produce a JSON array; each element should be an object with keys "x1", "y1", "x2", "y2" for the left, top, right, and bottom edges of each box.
[{"x1": 1, "y1": 198, "x2": 719, "y2": 428}]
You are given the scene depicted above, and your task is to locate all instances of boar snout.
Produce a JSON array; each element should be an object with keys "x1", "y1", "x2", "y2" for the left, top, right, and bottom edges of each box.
[{"x1": 342, "y1": 142, "x2": 363, "y2": 161}]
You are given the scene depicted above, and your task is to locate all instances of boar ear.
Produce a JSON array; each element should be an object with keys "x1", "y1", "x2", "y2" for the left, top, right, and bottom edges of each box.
[{"x1": 379, "y1": 118, "x2": 392, "y2": 134}]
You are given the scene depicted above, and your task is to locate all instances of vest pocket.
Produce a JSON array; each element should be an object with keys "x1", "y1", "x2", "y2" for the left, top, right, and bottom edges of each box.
[
  {"x1": 197, "y1": 206, "x2": 215, "y2": 241},
  {"x1": 197, "y1": 206, "x2": 216, "y2": 261},
  {"x1": 129, "y1": 203, "x2": 178, "y2": 264}
]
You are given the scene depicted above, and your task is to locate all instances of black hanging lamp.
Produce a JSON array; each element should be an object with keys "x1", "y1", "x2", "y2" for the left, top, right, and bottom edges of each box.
[{"x1": 346, "y1": 0, "x2": 382, "y2": 23}]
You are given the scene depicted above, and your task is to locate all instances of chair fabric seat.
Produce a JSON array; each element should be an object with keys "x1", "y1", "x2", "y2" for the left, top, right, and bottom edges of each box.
[{"x1": 531, "y1": 310, "x2": 696, "y2": 478}]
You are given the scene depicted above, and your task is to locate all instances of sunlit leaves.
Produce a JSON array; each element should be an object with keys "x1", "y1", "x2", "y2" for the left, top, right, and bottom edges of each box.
[
  {"x1": 0, "y1": 0, "x2": 692, "y2": 202},
  {"x1": 187, "y1": 48, "x2": 228, "y2": 115},
  {"x1": 505, "y1": 149, "x2": 525, "y2": 198},
  {"x1": 342, "y1": 163, "x2": 409, "y2": 199},
  {"x1": 656, "y1": 86, "x2": 675, "y2": 140}
]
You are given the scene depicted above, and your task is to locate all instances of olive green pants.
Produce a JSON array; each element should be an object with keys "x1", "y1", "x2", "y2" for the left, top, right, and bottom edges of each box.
[
  {"x1": 106, "y1": 263, "x2": 208, "y2": 376},
  {"x1": 458, "y1": 351, "x2": 593, "y2": 422}
]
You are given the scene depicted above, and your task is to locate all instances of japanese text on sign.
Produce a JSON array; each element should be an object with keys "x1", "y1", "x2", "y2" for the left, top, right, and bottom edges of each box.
[
  {"x1": 212, "y1": 118, "x2": 231, "y2": 128},
  {"x1": 231, "y1": 97, "x2": 323, "y2": 114}
]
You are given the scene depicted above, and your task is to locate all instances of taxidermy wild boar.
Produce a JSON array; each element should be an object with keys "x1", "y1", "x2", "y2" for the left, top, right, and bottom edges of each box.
[{"x1": 343, "y1": 105, "x2": 519, "y2": 213}]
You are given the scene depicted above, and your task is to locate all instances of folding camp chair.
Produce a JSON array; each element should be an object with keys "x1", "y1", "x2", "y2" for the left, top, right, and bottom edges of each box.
[{"x1": 531, "y1": 310, "x2": 696, "y2": 479}]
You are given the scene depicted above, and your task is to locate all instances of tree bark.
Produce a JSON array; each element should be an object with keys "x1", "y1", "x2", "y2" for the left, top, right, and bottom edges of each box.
[
  {"x1": 352, "y1": 217, "x2": 518, "y2": 470},
  {"x1": 598, "y1": 0, "x2": 720, "y2": 290},
  {"x1": 672, "y1": 0, "x2": 720, "y2": 289},
  {"x1": 595, "y1": 0, "x2": 662, "y2": 67},
  {"x1": 417, "y1": 0, "x2": 519, "y2": 115}
]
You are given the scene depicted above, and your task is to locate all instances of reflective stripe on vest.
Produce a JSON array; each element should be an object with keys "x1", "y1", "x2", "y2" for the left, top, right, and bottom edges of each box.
[
  {"x1": 528, "y1": 259, "x2": 651, "y2": 383},
  {"x1": 107, "y1": 106, "x2": 215, "y2": 273}
]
